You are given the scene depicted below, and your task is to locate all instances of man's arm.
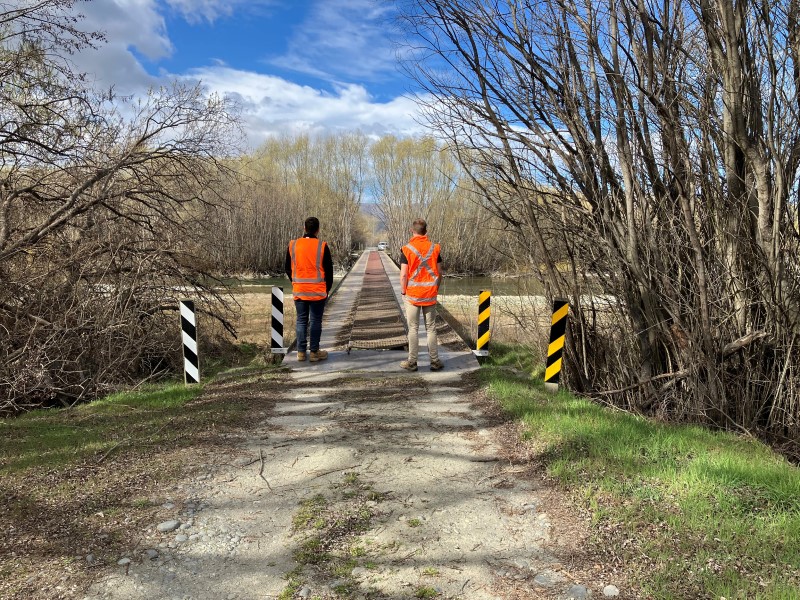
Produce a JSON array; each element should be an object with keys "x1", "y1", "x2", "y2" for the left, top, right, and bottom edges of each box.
[
  {"x1": 323, "y1": 244, "x2": 334, "y2": 293},
  {"x1": 400, "y1": 264, "x2": 408, "y2": 295},
  {"x1": 285, "y1": 247, "x2": 292, "y2": 280}
]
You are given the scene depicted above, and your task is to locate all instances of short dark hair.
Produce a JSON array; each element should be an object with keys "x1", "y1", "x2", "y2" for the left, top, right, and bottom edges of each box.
[
  {"x1": 304, "y1": 217, "x2": 320, "y2": 234},
  {"x1": 412, "y1": 219, "x2": 427, "y2": 235}
]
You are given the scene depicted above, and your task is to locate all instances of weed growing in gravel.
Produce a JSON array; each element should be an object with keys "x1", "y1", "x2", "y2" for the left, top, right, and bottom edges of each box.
[
  {"x1": 332, "y1": 559, "x2": 357, "y2": 577},
  {"x1": 294, "y1": 537, "x2": 330, "y2": 565},
  {"x1": 407, "y1": 518, "x2": 422, "y2": 527},
  {"x1": 284, "y1": 472, "x2": 387, "y2": 597},
  {"x1": 293, "y1": 494, "x2": 328, "y2": 530},
  {"x1": 422, "y1": 567, "x2": 440, "y2": 576},
  {"x1": 277, "y1": 566, "x2": 303, "y2": 600},
  {"x1": 350, "y1": 545, "x2": 367, "y2": 557},
  {"x1": 381, "y1": 540, "x2": 401, "y2": 553},
  {"x1": 414, "y1": 586, "x2": 438, "y2": 598},
  {"x1": 333, "y1": 581, "x2": 355, "y2": 595}
]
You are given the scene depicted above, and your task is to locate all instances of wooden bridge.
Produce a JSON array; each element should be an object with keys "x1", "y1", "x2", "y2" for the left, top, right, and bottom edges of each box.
[{"x1": 290, "y1": 249, "x2": 479, "y2": 376}]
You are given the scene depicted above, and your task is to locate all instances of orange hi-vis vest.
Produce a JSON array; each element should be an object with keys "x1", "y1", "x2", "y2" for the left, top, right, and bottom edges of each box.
[
  {"x1": 289, "y1": 237, "x2": 328, "y2": 301},
  {"x1": 402, "y1": 235, "x2": 441, "y2": 306}
]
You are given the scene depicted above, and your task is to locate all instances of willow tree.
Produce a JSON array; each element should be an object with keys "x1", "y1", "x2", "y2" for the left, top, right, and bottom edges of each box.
[
  {"x1": 370, "y1": 135, "x2": 512, "y2": 273},
  {"x1": 370, "y1": 135, "x2": 456, "y2": 258},
  {"x1": 216, "y1": 132, "x2": 370, "y2": 271},
  {"x1": 401, "y1": 0, "x2": 800, "y2": 438}
]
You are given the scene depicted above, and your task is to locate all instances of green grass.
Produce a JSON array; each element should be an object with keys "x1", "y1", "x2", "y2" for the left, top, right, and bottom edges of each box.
[
  {"x1": 479, "y1": 341, "x2": 538, "y2": 375},
  {"x1": 480, "y1": 348, "x2": 800, "y2": 599},
  {"x1": 294, "y1": 537, "x2": 331, "y2": 565},
  {"x1": 277, "y1": 566, "x2": 303, "y2": 600},
  {"x1": 0, "y1": 353, "x2": 283, "y2": 476},
  {"x1": 349, "y1": 545, "x2": 367, "y2": 557},
  {"x1": 293, "y1": 494, "x2": 328, "y2": 531},
  {"x1": 0, "y1": 382, "x2": 203, "y2": 473}
]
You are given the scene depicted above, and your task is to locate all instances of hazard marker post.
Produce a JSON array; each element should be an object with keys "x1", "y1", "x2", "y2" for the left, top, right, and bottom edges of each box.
[
  {"x1": 544, "y1": 298, "x2": 569, "y2": 393},
  {"x1": 270, "y1": 286, "x2": 288, "y2": 354},
  {"x1": 473, "y1": 290, "x2": 491, "y2": 357},
  {"x1": 180, "y1": 300, "x2": 200, "y2": 385}
]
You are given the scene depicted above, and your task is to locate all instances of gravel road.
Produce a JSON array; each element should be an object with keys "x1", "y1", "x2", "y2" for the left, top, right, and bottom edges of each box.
[{"x1": 83, "y1": 360, "x2": 620, "y2": 600}]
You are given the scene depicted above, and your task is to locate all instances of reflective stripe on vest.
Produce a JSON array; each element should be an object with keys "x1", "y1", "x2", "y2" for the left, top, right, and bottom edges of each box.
[
  {"x1": 403, "y1": 237, "x2": 440, "y2": 306},
  {"x1": 405, "y1": 293, "x2": 438, "y2": 304},
  {"x1": 290, "y1": 238, "x2": 327, "y2": 301}
]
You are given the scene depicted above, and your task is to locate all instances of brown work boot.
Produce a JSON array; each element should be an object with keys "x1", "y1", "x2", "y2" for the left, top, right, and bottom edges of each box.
[
  {"x1": 309, "y1": 350, "x2": 328, "y2": 362},
  {"x1": 297, "y1": 351, "x2": 307, "y2": 362},
  {"x1": 429, "y1": 358, "x2": 444, "y2": 371},
  {"x1": 400, "y1": 360, "x2": 418, "y2": 372}
]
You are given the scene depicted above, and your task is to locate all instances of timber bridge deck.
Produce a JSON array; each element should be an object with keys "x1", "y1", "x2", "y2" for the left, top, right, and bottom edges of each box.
[{"x1": 289, "y1": 249, "x2": 478, "y2": 375}]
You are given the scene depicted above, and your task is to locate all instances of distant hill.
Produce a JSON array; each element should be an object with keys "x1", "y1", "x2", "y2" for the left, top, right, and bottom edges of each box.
[
  {"x1": 361, "y1": 202, "x2": 386, "y2": 234},
  {"x1": 361, "y1": 202, "x2": 384, "y2": 220}
]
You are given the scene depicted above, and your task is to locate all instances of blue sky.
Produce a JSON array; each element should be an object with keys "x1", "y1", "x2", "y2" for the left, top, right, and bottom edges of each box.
[{"x1": 71, "y1": 0, "x2": 428, "y2": 148}]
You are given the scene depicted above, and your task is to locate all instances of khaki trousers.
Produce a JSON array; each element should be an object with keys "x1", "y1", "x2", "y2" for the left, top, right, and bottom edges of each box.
[{"x1": 405, "y1": 300, "x2": 439, "y2": 363}]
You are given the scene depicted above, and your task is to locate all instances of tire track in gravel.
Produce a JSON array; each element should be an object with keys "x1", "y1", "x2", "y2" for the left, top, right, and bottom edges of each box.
[{"x1": 82, "y1": 367, "x2": 598, "y2": 600}]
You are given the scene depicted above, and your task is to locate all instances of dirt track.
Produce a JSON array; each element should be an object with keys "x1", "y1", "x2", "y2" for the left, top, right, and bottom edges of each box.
[{"x1": 81, "y1": 361, "x2": 616, "y2": 600}]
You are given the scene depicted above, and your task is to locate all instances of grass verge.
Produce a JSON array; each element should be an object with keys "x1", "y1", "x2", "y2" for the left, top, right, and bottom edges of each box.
[
  {"x1": 0, "y1": 348, "x2": 285, "y2": 600},
  {"x1": 479, "y1": 346, "x2": 800, "y2": 600}
]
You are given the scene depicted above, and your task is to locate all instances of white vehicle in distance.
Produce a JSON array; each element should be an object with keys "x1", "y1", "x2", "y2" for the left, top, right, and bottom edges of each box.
[{"x1": 377, "y1": 241, "x2": 389, "y2": 251}]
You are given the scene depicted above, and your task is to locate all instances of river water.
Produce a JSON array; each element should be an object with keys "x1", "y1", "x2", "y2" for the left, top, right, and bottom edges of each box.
[
  {"x1": 224, "y1": 275, "x2": 544, "y2": 297},
  {"x1": 438, "y1": 276, "x2": 545, "y2": 297}
]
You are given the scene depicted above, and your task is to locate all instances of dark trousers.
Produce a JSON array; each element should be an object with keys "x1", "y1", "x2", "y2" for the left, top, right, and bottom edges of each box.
[{"x1": 295, "y1": 299, "x2": 326, "y2": 352}]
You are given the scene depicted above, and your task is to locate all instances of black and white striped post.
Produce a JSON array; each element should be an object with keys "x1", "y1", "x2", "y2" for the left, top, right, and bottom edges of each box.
[
  {"x1": 180, "y1": 299, "x2": 200, "y2": 385},
  {"x1": 270, "y1": 286, "x2": 288, "y2": 354},
  {"x1": 544, "y1": 298, "x2": 569, "y2": 393},
  {"x1": 473, "y1": 289, "x2": 491, "y2": 357}
]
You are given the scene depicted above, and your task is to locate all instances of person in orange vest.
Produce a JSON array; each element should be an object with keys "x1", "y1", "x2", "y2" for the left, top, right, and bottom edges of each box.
[
  {"x1": 285, "y1": 217, "x2": 333, "y2": 362},
  {"x1": 400, "y1": 218, "x2": 444, "y2": 371}
]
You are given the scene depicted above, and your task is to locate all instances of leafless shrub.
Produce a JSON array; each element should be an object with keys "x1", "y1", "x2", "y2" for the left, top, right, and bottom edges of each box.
[
  {"x1": 400, "y1": 0, "x2": 800, "y2": 441},
  {"x1": 370, "y1": 134, "x2": 516, "y2": 273},
  {"x1": 0, "y1": 1, "x2": 241, "y2": 412}
]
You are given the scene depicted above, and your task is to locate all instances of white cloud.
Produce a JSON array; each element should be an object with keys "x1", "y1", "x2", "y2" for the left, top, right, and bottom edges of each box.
[
  {"x1": 163, "y1": 0, "x2": 279, "y2": 24},
  {"x1": 69, "y1": 0, "x2": 168, "y2": 92},
  {"x1": 271, "y1": 0, "x2": 403, "y2": 82},
  {"x1": 65, "y1": 0, "x2": 427, "y2": 147},
  {"x1": 182, "y1": 66, "x2": 428, "y2": 147}
]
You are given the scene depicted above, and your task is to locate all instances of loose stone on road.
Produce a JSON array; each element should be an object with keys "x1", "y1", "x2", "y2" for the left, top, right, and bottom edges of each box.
[{"x1": 83, "y1": 354, "x2": 620, "y2": 599}]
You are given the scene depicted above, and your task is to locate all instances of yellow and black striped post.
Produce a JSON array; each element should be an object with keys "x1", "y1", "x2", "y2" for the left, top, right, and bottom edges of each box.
[
  {"x1": 544, "y1": 298, "x2": 569, "y2": 392},
  {"x1": 473, "y1": 290, "x2": 491, "y2": 357}
]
